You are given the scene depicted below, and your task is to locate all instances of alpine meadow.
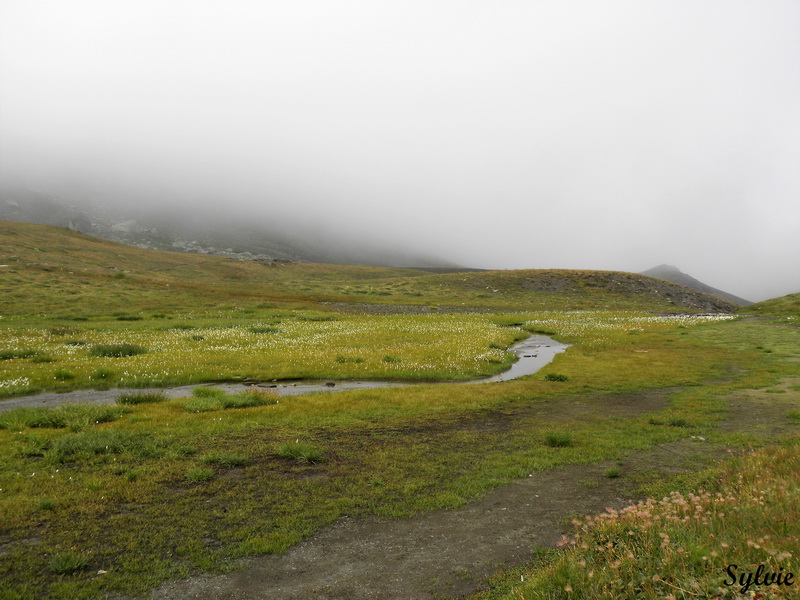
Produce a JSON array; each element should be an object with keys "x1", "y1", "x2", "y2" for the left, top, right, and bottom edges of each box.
[{"x1": 0, "y1": 220, "x2": 798, "y2": 599}]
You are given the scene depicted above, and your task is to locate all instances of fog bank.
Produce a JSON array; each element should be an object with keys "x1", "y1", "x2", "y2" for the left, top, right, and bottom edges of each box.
[{"x1": 1, "y1": 1, "x2": 798, "y2": 301}]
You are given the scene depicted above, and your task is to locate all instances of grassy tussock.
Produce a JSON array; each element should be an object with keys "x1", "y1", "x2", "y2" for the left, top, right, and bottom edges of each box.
[
  {"x1": 45, "y1": 430, "x2": 167, "y2": 464},
  {"x1": 277, "y1": 440, "x2": 325, "y2": 464},
  {"x1": 0, "y1": 349, "x2": 40, "y2": 360},
  {"x1": 88, "y1": 343, "x2": 147, "y2": 358},
  {"x1": 183, "y1": 388, "x2": 278, "y2": 412},
  {"x1": 201, "y1": 452, "x2": 249, "y2": 467},
  {"x1": 116, "y1": 391, "x2": 168, "y2": 405},
  {"x1": 185, "y1": 467, "x2": 214, "y2": 482},
  {"x1": 544, "y1": 431, "x2": 573, "y2": 447},
  {"x1": 48, "y1": 551, "x2": 89, "y2": 575},
  {"x1": 0, "y1": 404, "x2": 127, "y2": 431}
]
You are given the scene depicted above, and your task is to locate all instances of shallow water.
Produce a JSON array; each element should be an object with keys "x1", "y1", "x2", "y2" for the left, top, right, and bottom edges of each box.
[{"x1": 0, "y1": 334, "x2": 567, "y2": 412}]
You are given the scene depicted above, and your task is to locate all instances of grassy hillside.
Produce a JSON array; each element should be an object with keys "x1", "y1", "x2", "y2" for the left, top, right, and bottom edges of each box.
[
  {"x1": 740, "y1": 292, "x2": 800, "y2": 322},
  {"x1": 1, "y1": 220, "x2": 737, "y2": 317}
]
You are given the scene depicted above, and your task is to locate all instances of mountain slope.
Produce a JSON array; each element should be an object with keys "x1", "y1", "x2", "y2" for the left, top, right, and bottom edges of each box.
[
  {"x1": 0, "y1": 184, "x2": 456, "y2": 268},
  {"x1": 640, "y1": 264, "x2": 752, "y2": 306}
]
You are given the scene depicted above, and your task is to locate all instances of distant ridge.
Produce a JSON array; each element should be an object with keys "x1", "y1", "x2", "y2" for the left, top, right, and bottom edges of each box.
[
  {"x1": 640, "y1": 264, "x2": 752, "y2": 306},
  {"x1": 1, "y1": 220, "x2": 739, "y2": 315}
]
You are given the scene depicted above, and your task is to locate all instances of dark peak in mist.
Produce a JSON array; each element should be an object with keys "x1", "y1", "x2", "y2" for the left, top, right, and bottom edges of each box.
[{"x1": 641, "y1": 264, "x2": 753, "y2": 306}]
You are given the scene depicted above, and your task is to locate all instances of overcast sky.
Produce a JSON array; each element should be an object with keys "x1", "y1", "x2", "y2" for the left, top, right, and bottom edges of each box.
[{"x1": 1, "y1": 1, "x2": 798, "y2": 301}]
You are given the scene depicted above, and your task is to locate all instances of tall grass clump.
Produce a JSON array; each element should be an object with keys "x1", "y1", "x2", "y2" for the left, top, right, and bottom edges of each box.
[
  {"x1": 201, "y1": 452, "x2": 249, "y2": 467},
  {"x1": 46, "y1": 430, "x2": 164, "y2": 463},
  {"x1": 248, "y1": 325, "x2": 280, "y2": 334},
  {"x1": 221, "y1": 389, "x2": 278, "y2": 409},
  {"x1": 544, "y1": 373, "x2": 569, "y2": 382},
  {"x1": 31, "y1": 354, "x2": 55, "y2": 363},
  {"x1": 0, "y1": 407, "x2": 68, "y2": 430},
  {"x1": 116, "y1": 391, "x2": 168, "y2": 405},
  {"x1": 88, "y1": 343, "x2": 147, "y2": 358},
  {"x1": 335, "y1": 356, "x2": 365, "y2": 363},
  {"x1": 53, "y1": 368, "x2": 76, "y2": 381},
  {"x1": 184, "y1": 388, "x2": 277, "y2": 412},
  {"x1": 49, "y1": 552, "x2": 89, "y2": 575},
  {"x1": 544, "y1": 431, "x2": 573, "y2": 447},
  {"x1": 91, "y1": 368, "x2": 115, "y2": 380},
  {"x1": 192, "y1": 387, "x2": 226, "y2": 399},
  {"x1": 277, "y1": 441, "x2": 324, "y2": 464},
  {"x1": 49, "y1": 327, "x2": 79, "y2": 336},
  {"x1": 186, "y1": 467, "x2": 214, "y2": 483},
  {"x1": 0, "y1": 404, "x2": 126, "y2": 431},
  {"x1": 501, "y1": 443, "x2": 800, "y2": 599},
  {"x1": 0, "y1": 349, "x2": 40, "y2": 360}
]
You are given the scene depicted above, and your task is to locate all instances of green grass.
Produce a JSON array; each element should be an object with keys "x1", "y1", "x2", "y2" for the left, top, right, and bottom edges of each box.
[
  {"x1": 740, "y1": 292, "x2": 800, "y2": 321},
  {"x1": 36, "y1": 498, "x2": 56, "y2": 511}
]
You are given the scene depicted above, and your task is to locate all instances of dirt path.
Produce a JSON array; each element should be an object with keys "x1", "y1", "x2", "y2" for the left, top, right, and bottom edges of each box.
[
  {"x1": 152, "y1": 461, "x2": 633, "y2": 600},
  {"x1": 153, "y1": 438, "x2": 725, "y2": 600}
]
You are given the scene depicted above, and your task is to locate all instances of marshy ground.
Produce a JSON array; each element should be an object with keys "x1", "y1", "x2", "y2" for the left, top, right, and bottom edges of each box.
[{"x1": 152, "y1": 378, "x2": 800, "y2": 600}]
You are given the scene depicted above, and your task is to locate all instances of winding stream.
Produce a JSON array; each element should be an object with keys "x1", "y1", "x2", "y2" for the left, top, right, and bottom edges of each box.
[{"x1": 0, "y1": 335, "x2": 567, "y2": 413}]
